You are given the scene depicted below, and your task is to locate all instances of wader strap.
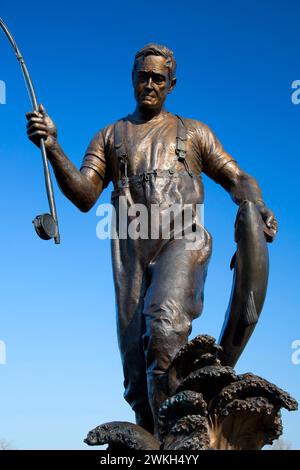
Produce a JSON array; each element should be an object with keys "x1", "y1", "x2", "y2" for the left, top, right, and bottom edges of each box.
[
  {"x1": 114, "y1": 119, "x2": 128, "y2": 181},
  {"x1": 116, "y1": 169, "x2": 199, "y2": 189},
  {"x1": 175, "y1": 115, "x2": 192, "y2": 175},
  {"x1": 114, "y1": 115, "x2": 192, "y2": 186}
]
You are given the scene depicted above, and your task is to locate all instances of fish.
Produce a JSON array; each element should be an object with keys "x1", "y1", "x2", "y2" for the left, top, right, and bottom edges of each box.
[{"x1": 219, "y1": 200, "x2": 269, "y2": 367}]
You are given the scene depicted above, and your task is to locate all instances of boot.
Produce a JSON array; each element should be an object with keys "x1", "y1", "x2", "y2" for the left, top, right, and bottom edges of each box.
[
  {"x1": 147, "y1": 372, "x2": 169, "y2": 439},
  {"x1": 134, "y1": 401, "x2": 154, "y2": 434}
]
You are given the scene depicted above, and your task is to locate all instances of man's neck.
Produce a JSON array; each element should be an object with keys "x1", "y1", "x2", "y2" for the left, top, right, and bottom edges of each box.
[{"x1": 131, "y1": 106, "x2": 167, "y2": 123}]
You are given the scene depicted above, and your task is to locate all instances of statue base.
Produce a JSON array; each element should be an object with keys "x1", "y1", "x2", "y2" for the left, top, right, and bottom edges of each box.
[{"x1": 84, "y1": 335, "x2": 298, "y2": 450}]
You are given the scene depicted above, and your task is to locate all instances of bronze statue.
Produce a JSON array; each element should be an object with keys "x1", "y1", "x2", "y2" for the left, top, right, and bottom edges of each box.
[{"x1": 26, "y1": 43, "x2": 278, "y2": 438}]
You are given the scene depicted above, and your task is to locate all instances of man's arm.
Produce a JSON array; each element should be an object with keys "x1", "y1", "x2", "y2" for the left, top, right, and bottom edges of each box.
[
  {"x1": 217, "y1": 160, "x2": 278, "y2": 241},
  {"x1": 26, "y1": 104, "x2": 105, "y2": 212},
  {"x1": 199, "y1": 123, "x2": 278, "y2": 241}
]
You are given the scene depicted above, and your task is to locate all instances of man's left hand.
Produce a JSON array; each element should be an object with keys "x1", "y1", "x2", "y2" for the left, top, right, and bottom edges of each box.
[{"x1": 256, "y1": 202, "x2": 278, "y2": 242}]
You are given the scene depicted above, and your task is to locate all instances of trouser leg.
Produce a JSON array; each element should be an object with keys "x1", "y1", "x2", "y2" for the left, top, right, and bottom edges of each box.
[
  {"x1": 142, "y1": 233, "x2": 212, "y2": 434},
  {"x1": 112, "y1": 237, "x2": 154, "y2": 433},
  {"x1": 118, "y1": 293, "x2": 154, "y2": 433}
]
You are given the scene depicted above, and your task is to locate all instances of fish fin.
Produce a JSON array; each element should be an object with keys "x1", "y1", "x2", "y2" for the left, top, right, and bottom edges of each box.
[
  {"x1": 244, "y1": 290, "x2": 259, "y2": 326},
  {"x1": 232, "y1": 291, "x2": 258, "y2": 346}
]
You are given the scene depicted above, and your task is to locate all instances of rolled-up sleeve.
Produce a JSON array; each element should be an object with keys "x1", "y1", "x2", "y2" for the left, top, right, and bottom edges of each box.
[
  {"x1": 197, "y1": 123, "x2": 236, "y2": 183},
  {"x1": 80, "y1": 130, "x2": 110, "y2": 187}
]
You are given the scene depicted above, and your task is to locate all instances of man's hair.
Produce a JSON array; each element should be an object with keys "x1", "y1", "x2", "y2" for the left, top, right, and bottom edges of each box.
[{"x1": 133, "y1": 43, "x2": 177, "y2": 81}]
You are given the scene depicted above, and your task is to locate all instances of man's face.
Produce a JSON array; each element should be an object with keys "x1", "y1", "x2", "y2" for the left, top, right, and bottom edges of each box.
[{"x1": 132, "y1": 55, "x2": 176, "y2": 111}]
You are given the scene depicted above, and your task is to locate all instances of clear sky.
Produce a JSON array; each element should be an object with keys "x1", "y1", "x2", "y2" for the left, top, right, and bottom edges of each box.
[{"x1": 0, "y1": 0, "x2": 299, "y2": 450}]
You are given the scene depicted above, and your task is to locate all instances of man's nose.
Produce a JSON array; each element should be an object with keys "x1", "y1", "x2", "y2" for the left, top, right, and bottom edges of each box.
[{"x1": 145, "y1": 76, "x2": 153, "y2": 89}]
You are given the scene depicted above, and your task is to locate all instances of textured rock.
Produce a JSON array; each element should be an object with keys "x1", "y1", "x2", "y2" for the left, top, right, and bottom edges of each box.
[
  {"x1": 210, "y1": 397, "x2": 282, "y2": 449},
  {"x1": 177, "y1": 365, "x2": 238, "y2": 401},
  {"x1": 85, "y1": 335, "x2": 298, "y2": 451},
  {"x1": 84, "y1": 421, "x2": 160, "y2": 450},
  {"x1": 158, "y1": 390, "x2": 207, "y2": 439},
  {"x1": 169, "y1": 335, "x2": 222, "y2": 394},
  {"x1": 164, "y1": 415, "x2": 210, "y2": 450},
  {"x1": 211, "y1": 373, "x2": 298, "y2": 414}
]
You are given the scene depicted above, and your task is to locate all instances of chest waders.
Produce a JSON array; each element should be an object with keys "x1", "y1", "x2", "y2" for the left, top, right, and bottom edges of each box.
[{"x1": 110, "y1": 115, "x2": 212, "y2": 434}]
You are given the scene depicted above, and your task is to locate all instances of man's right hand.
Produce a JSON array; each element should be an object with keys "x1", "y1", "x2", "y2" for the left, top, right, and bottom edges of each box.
[{"x1": 26, "y1": 104, "x2": 57, "y2": 150}]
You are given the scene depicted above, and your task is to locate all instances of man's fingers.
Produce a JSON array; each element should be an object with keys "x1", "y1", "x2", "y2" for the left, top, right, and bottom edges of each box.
[
  {"x1": 269, "y1": 227, "x2": 277, "y2": 241},
  {"x1": 26, "y1": 117, "x2": 45, "y2": 128},
  {"x1": 266, "y1": 215, "x2": 278, "y2": 230},
  {"x1": 264, "y1": 215, "x2": 278, "y2": 243},
  {"x1": 28, "y1": 130, "x2": 48, "y2": 139},
  {"x1": 26, "y1": 104, "x2": 46, "y2": 120},
  {"x1": 27, "y1": 123, "x2": 48, "y2": 134},
  {"x1": 26, "y1": 110, "x2": 42, "y2": 120},
  {"x1": 39, "y1": 104, "x2": 47, "y2": 115},
  {"x1": 266, "y1": 215, "x2": 273, "y2": 228}
]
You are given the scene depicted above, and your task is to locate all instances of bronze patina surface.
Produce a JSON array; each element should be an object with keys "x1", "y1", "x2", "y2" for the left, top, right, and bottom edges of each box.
[{"x1": 26, "y1": 43, "x2": 278, "y2": 436}]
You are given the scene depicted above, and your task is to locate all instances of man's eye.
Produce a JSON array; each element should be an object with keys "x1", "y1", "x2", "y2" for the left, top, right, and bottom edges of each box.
[
  {"x1": 139, "y1": 74, "x2": 148, "y2": 82},
  {"x1": 153, "y1": 76, "x2": 164, "y2": 84}
]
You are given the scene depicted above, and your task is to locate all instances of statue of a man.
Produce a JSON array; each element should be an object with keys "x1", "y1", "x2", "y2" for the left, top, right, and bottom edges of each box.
[{"x1": 26, "y1": 43, "x2": 278, "y2": 436}]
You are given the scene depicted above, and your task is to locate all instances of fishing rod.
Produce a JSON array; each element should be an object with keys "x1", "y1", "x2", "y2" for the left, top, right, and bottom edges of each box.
[{"x1": 0, "y1": 18, "x2": 60, "y2": 244}]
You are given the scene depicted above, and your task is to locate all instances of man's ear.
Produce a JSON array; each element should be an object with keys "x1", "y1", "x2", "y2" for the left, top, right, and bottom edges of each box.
[
  {"x1": 131, "y1": 70, "x2": 135, "y2": 87},
  {"x1": 168, "y1": 77, "x2": 177, "y2": 93}
]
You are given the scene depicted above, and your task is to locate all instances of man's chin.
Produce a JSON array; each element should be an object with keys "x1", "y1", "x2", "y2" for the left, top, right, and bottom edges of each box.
[{"x1": 139, "y1": 101, "x2": 159, "y2": 111}]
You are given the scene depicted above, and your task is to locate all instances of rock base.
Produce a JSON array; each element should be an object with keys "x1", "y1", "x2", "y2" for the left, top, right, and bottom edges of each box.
[{"x1": 85, "y1": 335, "x2": 298, "y2": 450}]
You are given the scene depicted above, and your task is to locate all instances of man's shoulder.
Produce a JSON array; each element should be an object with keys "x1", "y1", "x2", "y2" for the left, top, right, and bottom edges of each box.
[
  {"x1": 88, "y1": 120, "x2": 119, "y2": 145},
  {"x1": 95, "y1": 116, "x2": 131, "y2": 137},
  {"x1": 99, "y1": 120, "x2": 116, "y2": 136},
  {"x1": 179, "y1": 116, "x2": 211, "y2": 133}
]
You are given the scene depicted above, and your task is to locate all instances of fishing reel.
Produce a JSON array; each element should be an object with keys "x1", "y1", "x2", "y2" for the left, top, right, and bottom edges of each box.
[{"x1": 33, "y1": 213, "x2": 58, "y2": 240}]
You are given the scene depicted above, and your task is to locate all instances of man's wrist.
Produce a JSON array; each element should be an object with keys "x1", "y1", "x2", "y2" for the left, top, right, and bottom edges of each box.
[
  {"x1": 45, "y1": 138, "x2": 60, "y2": 158},
  {"x1": 254, "y1": 199, "x2": 266, "y2": 208},
  {"x1": 238, "y1": 198, "x2": 265, "y2": 208}
]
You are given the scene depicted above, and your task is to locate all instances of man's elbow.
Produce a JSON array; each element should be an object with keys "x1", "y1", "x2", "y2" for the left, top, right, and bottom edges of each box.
[
  {"x1": 73, "y1": 194, "x2": 97, "y2": 213},
  {"x1": 71, "y1": 177, "x2": 103, "y2": 212},
  {"x1": 78, "y1": 204, "x2": 90, "y2": 213},
  {"x1": 77, "y1": 200, "x2": 95, "y2": 213}
]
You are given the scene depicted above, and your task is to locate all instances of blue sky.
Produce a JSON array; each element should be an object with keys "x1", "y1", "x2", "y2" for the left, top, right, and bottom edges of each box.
[{"x1": 0, "y1": 0, "x2": 299, "y2": 450}]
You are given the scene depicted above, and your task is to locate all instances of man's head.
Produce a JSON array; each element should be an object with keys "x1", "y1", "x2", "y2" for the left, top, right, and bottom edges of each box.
[{"x1": 132, "y1": 43, "x2": 177, "y2": 112}]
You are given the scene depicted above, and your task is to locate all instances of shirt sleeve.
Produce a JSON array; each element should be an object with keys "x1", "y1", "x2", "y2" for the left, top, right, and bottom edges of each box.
[
  {"x1": 80, "y1": 129, "x2": 111, "y2": 188},
  {"x1": 196, "y1": 122, "x2": 236, "y2": 183}
]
